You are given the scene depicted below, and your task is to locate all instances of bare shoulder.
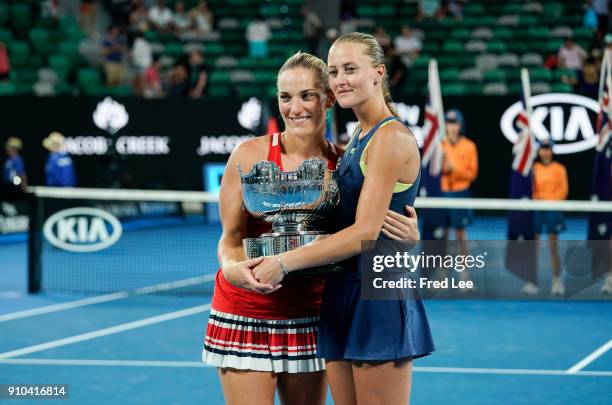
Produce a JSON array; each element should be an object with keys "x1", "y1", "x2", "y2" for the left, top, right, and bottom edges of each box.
[
  {"x1": 228, "y1": 134, "x2": 271, "y2": 175},
  {"x1": 372, "y1": 119, "x2": 418, "y2": 154}
]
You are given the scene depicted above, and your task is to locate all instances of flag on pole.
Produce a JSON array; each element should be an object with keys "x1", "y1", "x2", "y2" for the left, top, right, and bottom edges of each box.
[
  {"x1": 506, "y1": 68, "x2": 537, "y2": 285},
  {"x1": 588, "y1": 49, "x2": 612, "y2": 279},
  {"x1": 420, "y1": 59, "x2": 446, "y2": 240}
]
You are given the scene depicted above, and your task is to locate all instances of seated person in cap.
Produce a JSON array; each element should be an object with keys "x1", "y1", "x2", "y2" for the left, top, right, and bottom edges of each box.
[
  {"x1": 532, "y1": 140, "x2": 568, "y2": 296},
  {"x1": 3, "y1": 137, "x2": 28, "y2": 201},
  {"x1": 43, "y1": 132, "x2": 76, "y2": 187}
]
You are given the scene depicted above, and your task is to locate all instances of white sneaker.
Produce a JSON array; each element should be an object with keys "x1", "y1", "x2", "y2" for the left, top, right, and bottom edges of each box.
[
  {"x1": 551, "y1": 277, "x2": 565, "y2": 296},
  {"x1": 602, "y1": 275, "x2": 612, "y2": 294},
  {"x1": 522, "y1": 282, "x2": 539, "y2": 295}
]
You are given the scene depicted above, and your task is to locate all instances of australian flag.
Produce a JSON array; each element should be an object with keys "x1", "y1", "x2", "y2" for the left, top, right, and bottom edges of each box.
[
  {"x1": 587, "y1": 65, "x2": 612, "y2": 279},
  {"x1": 506, "y1": 88, "x2": 537, "y2": 284},
  {"x1": 420, "y1": 94, "x2": 446, "y2": 240}
]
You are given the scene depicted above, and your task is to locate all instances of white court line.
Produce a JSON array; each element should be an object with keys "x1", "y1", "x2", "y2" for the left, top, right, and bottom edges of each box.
[
  {"x1": 567, "y1": 339, "x2": 612, "y2": 374},
  {"x1": 0, "y1": 359, "x2": 611, "y2": 377},
  {"x1": 0, "y1": 304, "x2": 211, "y2": 360},
  {"x1": 0, "y1": 275, "x2": 215, "y2": 323}
]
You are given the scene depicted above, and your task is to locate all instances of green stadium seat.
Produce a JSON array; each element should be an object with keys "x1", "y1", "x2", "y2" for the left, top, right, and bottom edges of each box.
[
  {"x1": 112, "y1": 86, "x2": 133, "y2": 97},
  {"x1": 0, "y1": 82, "x2": 18, "y2": 96},
  {"x1": 487, "y1": 41, "x2": 507, "y2": 53},
  {"x1": 208, "y1": 85, "x2": 233, "y2": 98},
  {"x1": 442, "y1": 41, "x2": 463, "y2": 53},
  {"x1": 48, "y1": 54, "x2": 72, "y2": 80},
  {"x1": 413, "y1": 55, "x2": 432, "y2": 69},
  {"x1": 573, "y1": 27, "x2": 593, "y2": 40},
  {"x1": 483, "y1": 69, "x2": 507, "y2": 82},
  {"x1": 542, "y1": 3, "x2": 564, "y2": 17},
  {"x1": 11, "y1": 4, "x2": 32, "y2": 33},
  {"x1": 210, "y1": 71, "x2": 231, "y2": 85},
  {"x1": 554, "y1": 69, "x2": 577, "y2": 81},
  {"x1": 507, "y1": 83, "x2": 522, "y2": 95},
  {"x1": 29, "y1": 28, "x2": 54, "y2": 55},
  {"x1": 493, "y1": 28, "x2": 513, "y2": 41},
  {"x1": 551, "y1": 83, "x2": 574, "y2": 93},
  {"x1": 54, "y1": 81, "x2": 74, "y2": 96},
  {"x1": 0, "y1": 29, "x2": 13, "y2": 45},
  {"x1": 421, "y1": 42, "x2": 440, "y2": 54},
  {"x1": 464, "y1": 83, "x2": 483, "y2": 95},
  {"x1": 440, "y1": 68, "x2": 460, "y2": 82},
  {"x1": 442, "y1": 83, "x2": 467, "y2": 96},
  {"x1": 253, "y1": 71, "x2": 277, "y2": 84},
  {"x1": 530, "y1": 68, "x2": 552, "y2": 82},
  {"x1": 8, "y1": 41, "x2": 30, "y2": 67},
  {"x1": 451, "y1": 29, "x2": 471, "y2": 40},
  {"x1": 77, "y1": 68, "x2": 102, "y2": 89},
  {"x1": 464, "y1": 4, "x2": 484, "y2": 15},
  {"x1": 164, "y1": 42, "x2": 184, "y2": 58},
  {"x1": 237, "y1": 84, "x2": 263, "y2": 98}
]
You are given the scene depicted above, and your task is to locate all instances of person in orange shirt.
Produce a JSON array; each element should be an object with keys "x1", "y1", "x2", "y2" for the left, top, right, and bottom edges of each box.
[
  {"x1": 532, "y1": 140, "x2": 568, "y2": 296},
  {"x1": 441, "y1": 109, "x2": 478, "y2": 257}
]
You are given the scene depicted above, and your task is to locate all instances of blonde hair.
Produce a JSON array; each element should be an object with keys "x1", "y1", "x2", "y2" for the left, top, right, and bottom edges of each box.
[
  {"x1": 332, "y1": 32, "x2": 399, "y2": 118},
  {"x1": 277, "y1": 51, "x2": 330, "y2": 94}
]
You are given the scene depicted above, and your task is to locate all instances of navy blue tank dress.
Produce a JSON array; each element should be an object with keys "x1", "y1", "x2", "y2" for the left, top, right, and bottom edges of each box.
[{"x1": 317, "y1": 116, "x2": 435, "y2": 361}]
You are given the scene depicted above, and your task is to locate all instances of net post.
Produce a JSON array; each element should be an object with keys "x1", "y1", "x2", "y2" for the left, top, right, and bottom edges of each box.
[{"x1": 28, "y1": 193, "x2": 43, "y2": 293}]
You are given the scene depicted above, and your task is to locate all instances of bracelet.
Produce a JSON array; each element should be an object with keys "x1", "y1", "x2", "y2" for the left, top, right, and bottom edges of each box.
[{"x1": 277, "y1": 255, "x2": 289, "y2": 276}]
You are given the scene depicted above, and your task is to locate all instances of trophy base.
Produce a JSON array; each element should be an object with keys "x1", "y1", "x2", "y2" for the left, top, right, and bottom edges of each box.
[{"x1": 243, "y1": 232, "x2": 343, "y2": 275}]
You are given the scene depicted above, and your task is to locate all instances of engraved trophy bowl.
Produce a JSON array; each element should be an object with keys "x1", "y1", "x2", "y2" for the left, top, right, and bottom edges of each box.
[{"x1": 238, "y1": 158, "x2": 342, "y2": 274}]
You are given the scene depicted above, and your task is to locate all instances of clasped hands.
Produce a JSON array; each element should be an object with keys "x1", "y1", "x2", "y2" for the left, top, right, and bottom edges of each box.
[{"x1": 223, "y1": 205, "x2": 419, "y2": 294}]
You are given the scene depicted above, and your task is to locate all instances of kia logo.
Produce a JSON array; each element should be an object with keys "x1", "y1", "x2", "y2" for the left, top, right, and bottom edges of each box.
[
  {"x1": 43, "y1": 208, "x2": 123, "y2": 253},
  {"x1": 501, "y1": 93, "x2": 599, "y2": 154}
]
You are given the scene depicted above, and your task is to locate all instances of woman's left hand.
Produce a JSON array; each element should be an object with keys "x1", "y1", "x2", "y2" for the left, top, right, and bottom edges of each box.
[
  {"x1": 382, "y1": 205, "x2": 420, "y2": 241},
  {"x1": 252, "y1": 256, "x2": 286, "y2": 288}
]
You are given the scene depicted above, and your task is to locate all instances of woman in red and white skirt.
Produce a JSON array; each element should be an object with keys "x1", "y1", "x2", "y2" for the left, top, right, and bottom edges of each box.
[{"x1": 202, "y1": 52, "x2": 420, "y2": 405}]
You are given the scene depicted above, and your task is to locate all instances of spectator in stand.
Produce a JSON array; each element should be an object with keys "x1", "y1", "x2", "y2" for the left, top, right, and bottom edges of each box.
[
  {"x1": 576, "y1": 57, "x2": 599, "y2": 99},
  {"x1": 0, "y1": 42, "x2": 10, "y2": 82},
  {"x1": 173, "y1": 1, "x2": 192, "y2": 36},
  {"x1": 79, "y1": 0, "x2": 97, "y2": 38},
  {"x1": 394, "y1": 25, "x2": 422, "y2": 68},
  {"x1": 148, "y1": 0, "x2": 174, "y2": 32},
  {"x1": 532, "y1": 140, "x2": 569, "y2": 296},
  {"x1": 131, "y1": 32, "x2": 153, "y2": 96},
  {"x1": 144, "y1": 55, "x2": 163, "y2": 98},
  {"x1": 447, "y1": 0, "x2": 464, "y2": 20},
  {"x1": 593, "y1": 0, "x2": 609, "y2": 32},
  {"x1": 374, "y1": 26, "x2": 392, "y2": 52},
  {"x1": 416, "y1": 0, "x2": 440, "y2": 21},
  {"x1": 557, "y1": 37, "x2": 587, "y2": 70},
  {"x1": 584, "y1": 0, "x2": 599, "y2": 31},
  {"x1": 129, "y1": 0, "x2": 150, "y2": 35},
  {"x1": 316, "y1": 28, "x2": 338, "y2": 59},
  {"x1": 43, "y1": 132, "x2": 76, "y2": 188},
  {"x1": 189, "y1": 1, "x2": 214, "y2": 35},
  {"x1": 167, "y1": 61, "x2": 189, "y2": 96},
  {"x1": 2, "y1": 137, "x2": 27, "y2": 202},
  {"x1": 387, "y1": 44, "x2": 408, "y2": 97},
  {"x1": 301, "y1": 6, "x2": 323, "y2": 55},
  {"x1": 246, "y1": 15, "x2": 271, "y2": 58},
  {"x1": 102, "y1": 26, "x2": 128, "y2": 87},
  {"x1": 187, "y1": 50, "x2": 208, "y2": 99}
]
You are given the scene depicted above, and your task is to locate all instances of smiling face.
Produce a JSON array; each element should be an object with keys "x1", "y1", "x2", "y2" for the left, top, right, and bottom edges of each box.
[
  {"x1": 277, "y1": 67, "x2": 329, "y2": 138},
  {"x1": 327, "y1": 42, "x2": 383, "y2": 109}
]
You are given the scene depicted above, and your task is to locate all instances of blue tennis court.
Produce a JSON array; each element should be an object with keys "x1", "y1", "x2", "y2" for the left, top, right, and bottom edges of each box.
[{"x1": 2, "y1": 225, "x2": 611, "y2": 404}]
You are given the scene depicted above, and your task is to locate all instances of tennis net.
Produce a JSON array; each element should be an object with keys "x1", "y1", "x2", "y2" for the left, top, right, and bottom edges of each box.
[{"x1": 27, "y1": 186, "x2": 612, "y2": 298}]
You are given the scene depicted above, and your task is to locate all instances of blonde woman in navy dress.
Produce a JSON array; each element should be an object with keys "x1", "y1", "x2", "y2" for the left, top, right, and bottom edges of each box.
[{"x1": 252, "y1": 33, "x2": 435, "y2": 404}]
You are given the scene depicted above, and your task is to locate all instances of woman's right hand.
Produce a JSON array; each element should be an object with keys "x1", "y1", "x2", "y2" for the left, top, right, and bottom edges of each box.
[{"x1": 222, "y1": 257, "x2": 281, "y2": 294}]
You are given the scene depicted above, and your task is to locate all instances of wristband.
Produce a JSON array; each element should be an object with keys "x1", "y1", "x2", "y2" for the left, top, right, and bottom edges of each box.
[{"x1": 277, "y1": 255, "x2": 289, "y2": 276}]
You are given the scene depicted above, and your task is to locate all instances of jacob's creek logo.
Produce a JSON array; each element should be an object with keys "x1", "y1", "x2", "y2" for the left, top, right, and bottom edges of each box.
[
  {"x1": 43, "y1": 208, "x2": 122, "y2": 253},
  {"x1": 93, "y1": 97, "x2": 129, "y2": 135},
  {"x1": 501, "y1": 93, "x2": 599, "y2": 154}
]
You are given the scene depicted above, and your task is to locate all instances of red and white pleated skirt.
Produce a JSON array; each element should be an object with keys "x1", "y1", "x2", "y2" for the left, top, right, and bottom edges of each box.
[{"x1": 202, "y1": 309, "x2": 325, "y2": 373}]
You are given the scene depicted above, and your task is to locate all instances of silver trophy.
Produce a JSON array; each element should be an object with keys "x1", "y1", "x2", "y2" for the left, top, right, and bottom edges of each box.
[{"x1": 238, "y1": 158, "x2": 341, "y2": 274}]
